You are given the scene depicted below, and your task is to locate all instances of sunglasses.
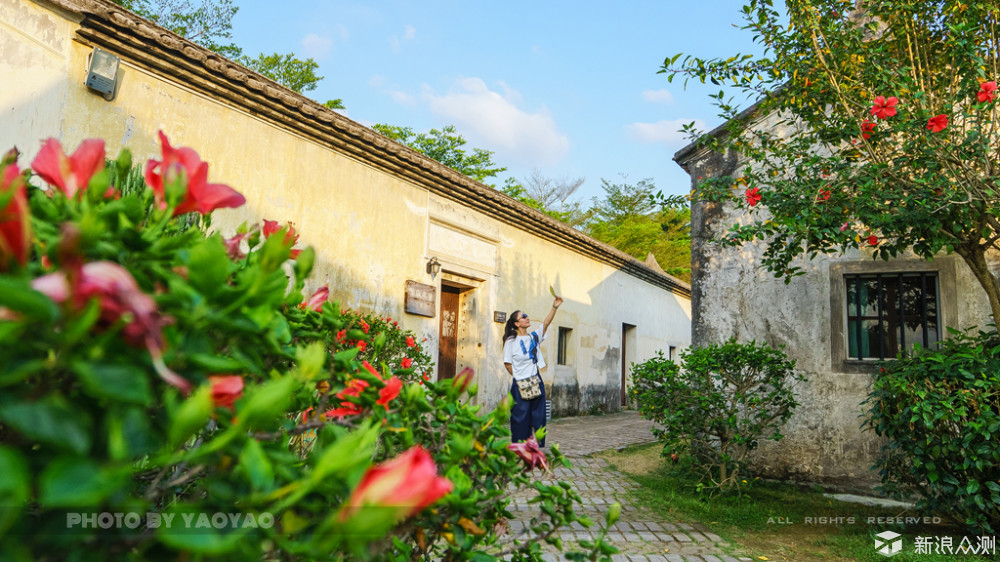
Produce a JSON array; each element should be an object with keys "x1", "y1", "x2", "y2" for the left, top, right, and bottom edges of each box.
[{"x1": 519, "y1": 314, "x2": 529, "y2": 320}]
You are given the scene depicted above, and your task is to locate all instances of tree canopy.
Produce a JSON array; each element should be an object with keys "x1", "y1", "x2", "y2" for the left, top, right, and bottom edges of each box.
[
  {"x1": 666, "y1": 0, "x2": 1000, "y2": 326},
  {"x1": 586, "y1": 178, "x2": 691, "y2": 282},
  {"x1": 372, "y1": 124, "x2": 507, "y2": 184},
  {"x1": 114, "y1": 0, "x2": 343, "y2": 107}
]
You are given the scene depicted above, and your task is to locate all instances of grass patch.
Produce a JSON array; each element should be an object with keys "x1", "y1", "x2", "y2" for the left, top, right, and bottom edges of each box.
[{"x1": 595, "y1": 442, "x2": 997, "y2": 562}]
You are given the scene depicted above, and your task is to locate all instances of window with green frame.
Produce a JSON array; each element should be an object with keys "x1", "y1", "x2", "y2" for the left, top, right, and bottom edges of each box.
[{"x1": 846, "y1": 272, "x2": 941, "y2": 360}]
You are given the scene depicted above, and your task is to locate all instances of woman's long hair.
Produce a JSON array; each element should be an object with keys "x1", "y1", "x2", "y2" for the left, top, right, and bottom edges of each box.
[{"x1": 502, "y1": 309, "x2": 521, "y2": 345}]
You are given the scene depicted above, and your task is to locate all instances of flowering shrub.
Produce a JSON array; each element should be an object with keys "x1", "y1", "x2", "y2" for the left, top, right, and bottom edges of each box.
[
  {"x1": 632, "y1": 341, "x2": 804, "y2": 492},
  {"x1": 0, "y1": 135, "x2": 611, "y2": 560},
  {"x1": 664, "y1": 1, "x2": 1000, "y2": 327},
  {"x1": 865, "y1": 329, "x2": 1000, "y2": 535}
]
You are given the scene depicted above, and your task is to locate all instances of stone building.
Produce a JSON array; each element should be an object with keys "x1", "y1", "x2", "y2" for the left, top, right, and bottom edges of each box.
[
  {"x1": 675, "y1": 113, "x2": 998, "y2": 490},
  {"x1": 2, "y1": 0, "x2": 691, "y2": 414}
]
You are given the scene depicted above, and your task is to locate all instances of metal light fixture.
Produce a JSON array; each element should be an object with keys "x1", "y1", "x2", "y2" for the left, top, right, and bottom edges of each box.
[
  {"x1": 426, "y1": 256, "x2": 441, "y2": 277},
  {"x1": 86, "y1": 47, "x2": 120, "y2": 101}
]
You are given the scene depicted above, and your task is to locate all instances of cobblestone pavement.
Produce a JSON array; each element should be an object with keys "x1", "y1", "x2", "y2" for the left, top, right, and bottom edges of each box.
[{"x1": 501, "y1": 411, "x2": 751, "y2": 562}]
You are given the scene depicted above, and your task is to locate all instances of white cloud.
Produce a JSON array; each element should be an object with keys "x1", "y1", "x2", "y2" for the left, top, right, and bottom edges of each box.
[
  {"x1": 642, "y1": 89, "x2": 674, "y2": 104},
  {"x1": 424, "y1": 77, "x2": 569, "y2": 167},
  {"x1": 301, "y1": 33, "x2": 334, "y2": 60},
  {"x1": 625, "y1": 118, "x2": 706, "y2": 145},
  {"x1": 389, "y1": 25, "x2": 417, "y2": 51},
  {"x1": 388, "y1": 90, "x2": 416, "y2": 106}
]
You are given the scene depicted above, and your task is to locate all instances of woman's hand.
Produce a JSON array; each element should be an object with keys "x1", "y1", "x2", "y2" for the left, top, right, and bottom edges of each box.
[{"x1": 553, "y1": 296, "x2": 563, "y2": 309}]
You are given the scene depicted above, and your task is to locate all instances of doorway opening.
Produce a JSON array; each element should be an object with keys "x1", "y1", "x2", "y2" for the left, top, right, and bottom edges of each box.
[
  {"x1": 621, "y1": 323, "x2": 637, "y2": 406},
  {"x1": 437, "y1": 279, "x2": 476, "y2": 381}
]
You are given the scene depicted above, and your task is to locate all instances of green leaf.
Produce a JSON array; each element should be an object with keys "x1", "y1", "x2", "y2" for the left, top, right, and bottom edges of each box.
[
  {"x1": 169, "y1": 385, "x2": 213, "y2": 448},
  {"x1": 0, "y1": 446, "x2": 29, "y2": 535},
  {"x1": 0, "y1": 277, "x2": 58, "y2": 321},
  {"x1": 73, "y1": 362, "x2": 152, "y2": 405},
  {"x1": 187, "y1": 353, "x2": 245, "y2": 373},
  {"x1": 187, "y1": 237, "x2": 230, "y2": 296},
  {"x1": 39, "y1": 457, "x2": 119, "y2": 507},
  {"x1": 236, "y1": 376, "x2": 298, "y2": 430},
  {"x1": 0, "y1": 399, "x2": 90, "y2": 454},
  {"x1": 237, "y1": 438, "x2": 274, "y2": 490},
  {"x1": 158, "y1": 519, "x2": 247, "y2": 554}
]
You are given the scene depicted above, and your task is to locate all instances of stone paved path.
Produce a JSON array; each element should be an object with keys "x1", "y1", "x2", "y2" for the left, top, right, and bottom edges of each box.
[{"x1": 502, "y1": 411, "x2": 751, "y2": 562}]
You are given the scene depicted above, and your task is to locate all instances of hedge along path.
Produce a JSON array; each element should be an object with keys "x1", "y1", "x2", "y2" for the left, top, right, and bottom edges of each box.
[{"x1": 500, "y1": 411, "x2": 751, "y2": 561}]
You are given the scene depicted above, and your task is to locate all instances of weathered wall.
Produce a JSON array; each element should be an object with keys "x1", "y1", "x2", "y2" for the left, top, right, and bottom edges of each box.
[
  {"x1": 2, "y1": 0, "x2": 691, "y2": 415},
  {"x1": 677, "y1": 125, "x2": 998, "y2": 490}
]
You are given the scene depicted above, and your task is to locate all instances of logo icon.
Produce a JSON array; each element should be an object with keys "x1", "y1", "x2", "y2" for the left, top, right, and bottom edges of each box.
[{"x1": 875, "y1": 530, "x2": 902, "y2": 557}]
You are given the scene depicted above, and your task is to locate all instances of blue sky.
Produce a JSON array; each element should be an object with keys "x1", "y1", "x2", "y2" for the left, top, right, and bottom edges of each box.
[{"x1": 232, "y1": 1, "x2": 763, "y2": 203}]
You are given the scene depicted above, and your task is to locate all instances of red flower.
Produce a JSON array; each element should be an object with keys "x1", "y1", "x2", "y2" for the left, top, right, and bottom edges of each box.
[
  {"x1": 300, "y1": 285, "x2": 329, "y2": 311},
  {"x1": 977, "y1": 81, "x2": 997, "y2": 103},
  {"x1": 861, "y1": 119, "x2": 876, "y2": 140},
  {"x1": 208, "y1": 375, "x2": 244, "y2": 409},
  {"x1": 362, "y1": 360, "x2": 382, "y2": 380},
  {"x1": 0, "y1": 158, "x2": 31, "y2": 270},
  {"x1": 337, "y1": 446, "x2": 453, "y2": 523},
  {"x1": 745, "y1": 186, "x2": 762, "y2": 207},
  {"x1": 324, "y1": 378, "x2": 369, "y2": 419},
  {"x1": 507, "y1": 435, "x2": 549, "y2": 472},
  {"x1": 870, "y1": 96, "x2": 899, "y2": 119},
  {"x1": 401, "y1": 357, "x2": 413, "y2": 369},
  {"x1": 405, "y1": 336, "x2": 416, "y2": 348},
  {"x1": 377, "y1": 376, "x2": 403, "y2": 407},
  {"x1": 223, "y1": 232, "x2": 248, "y2": 260},
  {"x1": 336, "y1": 329, "x2": 347, "y2": 343},
  {"x1": 262, "y1": 219, "x2": 302, "y2": 259},
  {"x1": 868, "y1": 234, "x2": 879, "y2": 246},
  {"x1": 451, "y1": 367, "x2": 474, "y2": 394},
  {"x1": 31, "y1": 138, "x2": 105, "y2": 199},
  {"x1": 357, "y1": 340, "x2": 367, "y2": 352},
  {"x1": 144, "y1": 131, "x2": 245, "y2": 216},
  {"x1": 818, "y1": 188, "x2": 831, "y2": 202},
  {"x1": 31, "y1": 260, "x2": 189, "y2": 393},
  {"x1": 360, "y1": 320, "x2": 370, "y2": 334},
  {"x1": 840, "y1": 222, "x2": 849, "y2": 232},
  {"x1": 927, "y1": 114, "x2": 949, "y2": 133}
]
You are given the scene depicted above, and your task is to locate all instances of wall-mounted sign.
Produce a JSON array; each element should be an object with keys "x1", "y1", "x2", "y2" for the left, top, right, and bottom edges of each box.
[
  {"x1": 493, "y1": 311, "x2": 506, "y2": 323},
  {"x1": 405, "y1": 280, "x2": 436, "y2": 318}
]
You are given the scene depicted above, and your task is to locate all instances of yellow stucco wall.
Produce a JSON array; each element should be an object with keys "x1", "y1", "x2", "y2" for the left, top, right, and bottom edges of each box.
[{"x1": 2, "y1": 0, "x2": 691, "y2": 412}]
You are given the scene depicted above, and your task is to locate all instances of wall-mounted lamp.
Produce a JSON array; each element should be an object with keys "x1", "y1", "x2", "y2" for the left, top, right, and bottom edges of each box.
[
  {"x1": 426, "y1": 256, "x2": 442, "y2": 277},
  {"x1": 86, "y1": 47, "x2": 120, "y2": 101}
]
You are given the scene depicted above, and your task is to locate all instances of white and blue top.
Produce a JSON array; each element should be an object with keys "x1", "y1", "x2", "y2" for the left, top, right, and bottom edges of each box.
[{"x1": 502, "y1": 327, "x2": 547, "y2": 381}]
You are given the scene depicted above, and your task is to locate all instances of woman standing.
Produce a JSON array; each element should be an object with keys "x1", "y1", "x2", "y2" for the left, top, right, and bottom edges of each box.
[{"x1": 503, "y1": 294, "x2": 563, "y2": 446}]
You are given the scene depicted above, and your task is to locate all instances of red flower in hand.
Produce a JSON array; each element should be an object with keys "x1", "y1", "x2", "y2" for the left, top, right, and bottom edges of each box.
[
  {"x1": 977, "y1": 81, "x2": 997, "y2": 103},
  {"x1": 0, "y1": 156, "x2": 31, "y2": 269},
  {"x1": 861, "y1": 119, "x2": 876, "y2": 140},
  {"x1": 507, "y1": 435, "x2": 549, "y2": 472},
  {"x1": 208, "y1": 375, "x2": 244, "y2": 409},
  {"x1": 337, "y1": 446, "x2": 452, "y2": 524},
  {"x1": 927, "y1": 114, "x2": 949, "y2": 133},
  {"x1": 31, "y1": 138, "x2": 106, "y2": 199},
  {"x1": 145, "y1": 131, "x2": 245, "y2": 216},
  {"x1": 745, "y1": 186, "x2": 762, "y2": 207},
  {"x1": 870, "y1": 96, "x2": 899, "y2": 119}
]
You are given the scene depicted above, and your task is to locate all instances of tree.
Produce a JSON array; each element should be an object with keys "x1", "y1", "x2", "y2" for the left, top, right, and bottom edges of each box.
[
  {"x1": 372, "y1": 124, "x2": 506, "y2": 184},
  {"x1": 114, "y1": 0, "x2": 343, "y2": 106},
  {"x1": 665, "y1": 0, "x2": 1000, "y2": 326},
  {"x1": 520, "y1": 169, "x2": 590, "y2": 228},
  {"x1": 586, "y1": 177, "x2": 692, "y2": 281},
  {"x1": 239, "y1": 52, "x2": 324, "y2": 93}
]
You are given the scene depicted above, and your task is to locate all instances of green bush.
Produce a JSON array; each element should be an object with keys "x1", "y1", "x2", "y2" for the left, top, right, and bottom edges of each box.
[
  {"x1": 865, "y1": 328, "x2": 1000, "y2": 535},
  {"x1": 0, "y1": 136, "x2": 612, "y2": 560},
  {"x1": 632, "y1": 340, "x2": 804, "y2": 492}
]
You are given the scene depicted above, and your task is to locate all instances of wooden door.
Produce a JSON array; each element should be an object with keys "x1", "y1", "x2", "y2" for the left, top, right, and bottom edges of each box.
[
  {"x1": 438, "y1": 285, "x2": 460, "y2": 380},
  {"x1": 621, "y1": 323, "x2": 636, "y2": 406}
]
